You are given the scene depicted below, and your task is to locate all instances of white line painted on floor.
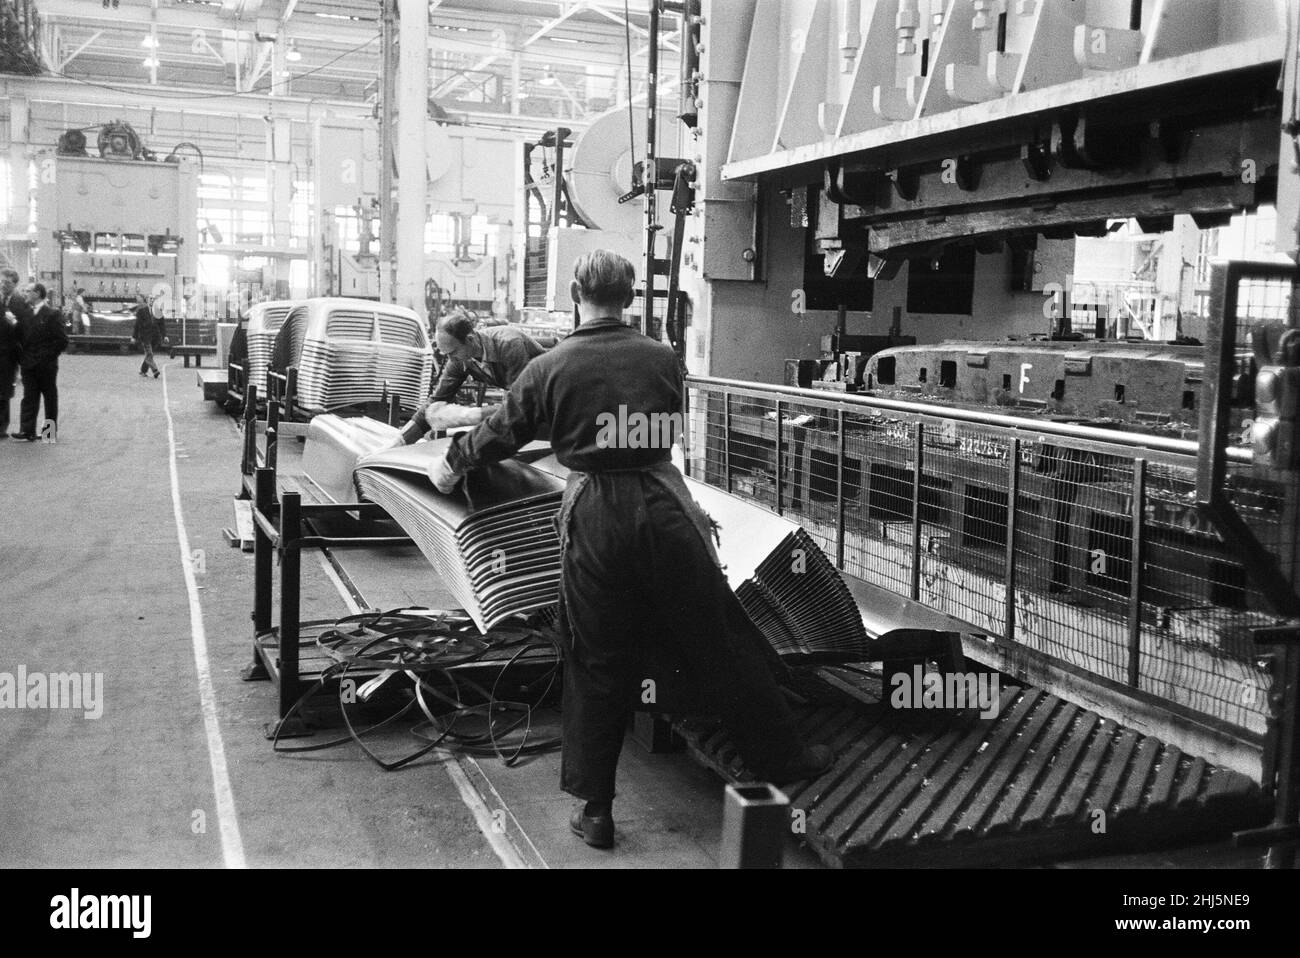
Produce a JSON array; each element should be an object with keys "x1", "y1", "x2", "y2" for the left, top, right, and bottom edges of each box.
[
  {"x1": 161, "y1": 364, "x2": 247, "y2": 869},
  {"x1": 454, "y1": 753, "x2": 549, "y2": 869},
  {"x1": 313, "y1": 550, "x2": 543, "y2": 868},
  {"x1": 440, "y1": 753, "x2": 531, "y2": 869}
]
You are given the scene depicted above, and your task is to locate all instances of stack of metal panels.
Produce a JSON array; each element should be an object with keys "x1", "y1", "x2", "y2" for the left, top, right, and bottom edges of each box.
[
  {"x1": 350, "y1": 441, "x2": 868, "y2": 658},
  {"x1": 354, "y1": 440, "x2": 564, "y2": 633},
  {"x1": 270, "y1": 299, "x2": 433, "y2": 414},
  {"x1": 301, "y1": 414, "x2": 402, "y2": 504},
  {"x1": 244, "y1": 301, "x2": 298, "y2": 396}
]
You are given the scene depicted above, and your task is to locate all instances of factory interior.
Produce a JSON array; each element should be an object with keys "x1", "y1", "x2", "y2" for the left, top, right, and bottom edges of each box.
[{"x1": 2, "y1": 0, "x2": 1300, "y2": 890}]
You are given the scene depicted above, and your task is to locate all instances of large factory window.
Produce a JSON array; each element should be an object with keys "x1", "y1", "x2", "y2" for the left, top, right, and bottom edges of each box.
[
  {"x1": 0, "y1": 157, "x2": 8, "y2": 226},
  {"x1": 470, "y1": 215, "x2": 499, "y2": 257},
  {"x1": 291, "y1": 182, "x2": 313, "y2": 247},
  {"x1": 199, "y1": 173, "x2": 273, "y2": 248},
  {"x1": 426, "y1": 214, "x2": 457, "y2": 254},
  {"x1": 198, "y1": 254, "x2": 230, "y2": 289},
  {"x1": 906, "y1": 244, "x2": 975, "y2": 315}
]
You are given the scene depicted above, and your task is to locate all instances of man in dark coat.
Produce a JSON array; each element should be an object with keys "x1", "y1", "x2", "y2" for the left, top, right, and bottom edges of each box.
[
  {"x1": 397, "y1": 309, "x2": 548, "y2": 440},
  {"x1": 429, "y1": 250, "x2": 831, "y2": 848},
  {"x1": 12, "y1": 282, "x2": 68, "y2": 441},
  {"x1": 131, "y1": 293, "x2": 164, "y2": 378},
  {"x1": 1, "y1": 267, "x2": 33, "y2": 439}
]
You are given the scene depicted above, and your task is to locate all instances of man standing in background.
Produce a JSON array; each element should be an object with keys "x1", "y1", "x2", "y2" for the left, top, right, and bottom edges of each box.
[
  {"x1": 0, "y1": 267, "x2": 33, "y2": 440},
  {"x1": 131, "y1": 292, "x2": 165, "y2": 379},
  {"x1": 11, "y1": 283, "x2": 68, "y2": 442}
]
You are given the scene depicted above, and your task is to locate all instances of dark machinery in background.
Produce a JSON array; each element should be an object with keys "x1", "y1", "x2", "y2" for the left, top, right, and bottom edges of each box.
[
  {"x1": 0, "y1": 0, "x2": 42, "y2": 76},
  {"x1": 1194, "y1": 260, "x2": 1300, "y2": 867},
  {"x1": 858, "y1": 338, "x2": 1226, "y2": 441},
  {"x1": 39, "y1": 120, "x2": 203, "y2": 352}
]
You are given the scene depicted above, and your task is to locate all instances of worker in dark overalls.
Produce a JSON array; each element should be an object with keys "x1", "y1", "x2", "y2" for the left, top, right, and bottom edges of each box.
[
  {"x1": 398, "y1": 308, "x2": 548, "y2": 440},
  {"x1": 429, "y1": 250, "x2": 831, "y2": 849}
]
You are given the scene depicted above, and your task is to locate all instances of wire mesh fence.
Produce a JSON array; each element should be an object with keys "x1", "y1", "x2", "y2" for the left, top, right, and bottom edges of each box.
[{"x1": 686, "y1": 377, "x2": 1286, "y2": 737}]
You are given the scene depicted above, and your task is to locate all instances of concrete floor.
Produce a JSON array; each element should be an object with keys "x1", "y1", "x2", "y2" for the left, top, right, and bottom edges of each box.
[
  {"x1": 0, "y1": 354, "x2": 817, "y2": 869},
  {"x1": 0, "y1": 355, "x2": 1270, "y2": 870}
]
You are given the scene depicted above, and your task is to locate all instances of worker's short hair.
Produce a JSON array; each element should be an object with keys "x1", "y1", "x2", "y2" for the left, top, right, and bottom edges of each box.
[
  {"x1": 30, "y1": 282, "x2": 46, "y2": 300},
  {"x1": 0, "y1": 268, "x2": 18, "y2": 285},
  {"x1": 573, "y1": 250, "x2": 635, "y2": 307},
  {"x1": 436, "y1": 309, "x2": 476, "y2": 343}
]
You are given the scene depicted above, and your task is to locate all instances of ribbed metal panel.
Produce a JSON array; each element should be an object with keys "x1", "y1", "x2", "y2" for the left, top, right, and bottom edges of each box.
[
  {"x1": 354, "y1": 444, "x2": 565, "y2": 633},
  {"x1": 676, "y1": 673, "x2": 1266, "y2": 868},
  {"x1": 352, "y1": 442, "x2": 870, "y2": 658},
  {"x1": 269, "y1": 300, "x2": 432, "y2": 413},
  {"x1": 245, "y1": 302, "x2": 296, "y2": 396}
]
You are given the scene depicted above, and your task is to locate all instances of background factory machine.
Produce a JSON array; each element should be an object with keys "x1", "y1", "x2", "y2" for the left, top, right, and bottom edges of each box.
[
  {"x1": 613, "y1": 0, "x2": 1300, "y2": 867},
  {"x1": 33, "y1": 119, "x2": 200, "y2": 351}
]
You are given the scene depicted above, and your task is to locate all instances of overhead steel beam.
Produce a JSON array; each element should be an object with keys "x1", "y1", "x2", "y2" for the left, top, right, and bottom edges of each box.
[
  {"x1": 57, "y1": 30, "x2": 103, "y2": 71},
  {"x1": 433, "y1": 1, "x2": 589, "y2": 99},
  {"x1": 3, "y1": 73, "x2": 584, "y2": 137}
]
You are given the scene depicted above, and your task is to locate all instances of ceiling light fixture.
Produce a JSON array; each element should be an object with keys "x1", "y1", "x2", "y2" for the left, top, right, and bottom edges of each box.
[
  {"x1": 539, "y1": 66, "x2": 556, "y2": 87},
  {"x1": 285, "y1": 43, "x2": 302, "y2": 62},
  {"x1": 142, "y1": 55, "x2": 160, "y2": 69},
  {"x1": 141, "y1": 34, "x2": 158, "y2": 49}
]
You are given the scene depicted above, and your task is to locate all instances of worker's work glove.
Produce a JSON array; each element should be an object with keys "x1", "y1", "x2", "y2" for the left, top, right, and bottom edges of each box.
[
  {"x1": 428, "y1": 450, "x2": 464, "y2": 495},
  {"x1": 427, "y1": 401, "x2": 498, "y2": 430}
]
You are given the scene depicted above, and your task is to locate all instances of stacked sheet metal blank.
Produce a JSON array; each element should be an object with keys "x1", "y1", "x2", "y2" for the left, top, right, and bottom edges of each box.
[
  {"x1": 245, "y1": 301, "x2": 296, "y2": 397},
  {"x1": 271, "y1": 300, "x2": 433, "y2": 414},
  {"x1": 354, "y1": 441, "x2": 564, "y2": 633},
  {"x1": 351, "y1": 442, "x2": 868, "y2": 658}
]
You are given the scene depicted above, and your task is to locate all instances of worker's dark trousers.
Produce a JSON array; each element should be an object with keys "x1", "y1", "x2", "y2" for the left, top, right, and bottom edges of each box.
[
  {"x1": 558, "y1": 472, "x2": 805, "y2": 803},
  {"x1": 0, "y1": 370, "x2": 12, "y2": 435},
  {"x1": 18, "y1": 362, "x2": 58, "y2": 436},
  {"x1": 140, "y1": 344, "x2": 160, "y2": 377}
]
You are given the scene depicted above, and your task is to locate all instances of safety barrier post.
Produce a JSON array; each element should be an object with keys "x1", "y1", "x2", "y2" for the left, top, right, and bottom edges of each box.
[
  {"x1": 719, "y1": 783, "x2": 789, "y2": 869},
  {"x1": 775, "y1": 399, "x2": 784, "y2": 515},
  {"x1": 1127, "y1": 459, "x2": 1147, "y2": 687},
  {"x1": 278, "y1": 491, "x2": 303, "y2": 719},
  {"x1": 910, "y1": 424, "x2": 924, "y2": 600},
  {"x1": 1004, "y1": 438, "x2": 1021, "y2": 643},
  {"x1": 836, "y1": 407, "x2": 846, "y2": 571}
]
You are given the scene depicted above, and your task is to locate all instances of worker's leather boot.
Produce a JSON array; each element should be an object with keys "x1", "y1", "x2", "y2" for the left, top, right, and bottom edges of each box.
[
  {"x1": 767, "y1": 744, "x2": 834, "y2": 785},
  {"x1": 570, "y1": 802, "x2": 615, "y2": 849}
]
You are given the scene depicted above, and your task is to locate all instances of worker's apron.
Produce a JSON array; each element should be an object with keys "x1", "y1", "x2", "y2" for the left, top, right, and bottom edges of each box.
[
  {"x1": 554, "y1": 458, "x2": 722, "y2": 607},
  {"x1": 551, "y1": 459, "x2": 805, "y2": 799}
]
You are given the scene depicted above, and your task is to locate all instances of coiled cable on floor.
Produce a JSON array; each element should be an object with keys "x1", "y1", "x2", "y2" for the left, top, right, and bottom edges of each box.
[{"x1": 271, "y1": 608, "x2": 562, "y2": 771}]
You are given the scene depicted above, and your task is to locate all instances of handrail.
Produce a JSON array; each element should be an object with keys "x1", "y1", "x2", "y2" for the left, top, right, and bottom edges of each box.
[{"x1": 686, "y1": 374, "x2": 1253, "y2": 464}]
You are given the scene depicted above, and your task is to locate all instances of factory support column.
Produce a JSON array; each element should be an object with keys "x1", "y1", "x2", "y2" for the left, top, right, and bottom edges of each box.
[
  {"x1": 379, "y1": 0, "x2": 398, "y2": 302},
  {"x1": 6, "y1": 96, "x2": 31, "y2": 271},
  {"x1": 268, "y1": 117, "x2": 293, "y2": 295},
  {"x1": 396, "y1": 0, "x2": 428, "y2": 314}
]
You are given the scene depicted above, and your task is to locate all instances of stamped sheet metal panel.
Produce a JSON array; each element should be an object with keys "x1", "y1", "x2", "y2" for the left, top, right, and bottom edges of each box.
[{"x1": 676, "y1": 672, "x2": 1266, "y2": 868}]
